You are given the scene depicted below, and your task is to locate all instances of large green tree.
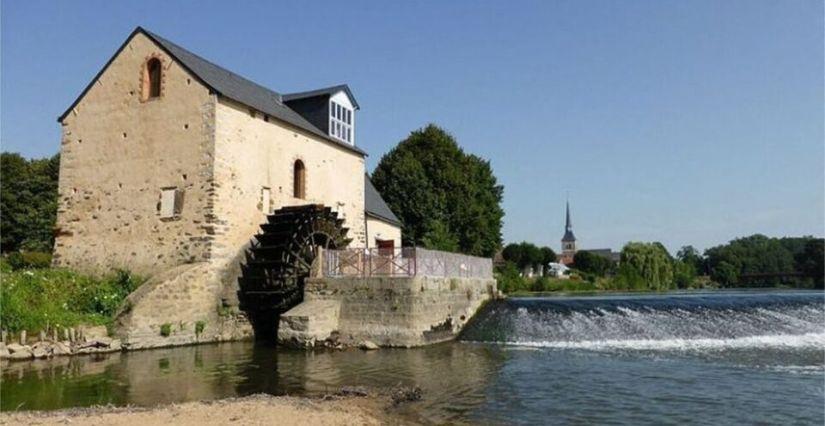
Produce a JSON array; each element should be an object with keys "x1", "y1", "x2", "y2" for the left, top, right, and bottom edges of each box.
[
  {"x1": 676, "y1": 245, "x2": 704, "y2": 275},
  {"x1": 502, "y1": 242, "x2": 556, "y2": 271},
  {"x1": 371, "y1": 124, "x2": 504, "y2": 257},
  {"x1": 619, "y1": 242, "x2": 675, "y2": 290},
  {"x1": 704, "y1": 234, "x2": 808, "y2": 287},
  {"x1": 1, "y1": 153, "x2": 60, "y2": 252},
  {"x1": 573, "y1": 250, "x2": 614, "y2": 277}
]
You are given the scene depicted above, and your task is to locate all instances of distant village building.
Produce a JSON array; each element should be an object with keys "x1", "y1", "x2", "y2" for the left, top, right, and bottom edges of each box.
[
  {"x1": 558, "y1": 200, "x2": 619, "y2": 265},
  {"x1": 581, "y1": 248, "x2": 621, "y2": 263},
  {"x1": 559, "y1": 201, "x2": 576, "y2": 265},
  {"x1": 546, "y1": 262, "x2": 570, "y2": 278}
]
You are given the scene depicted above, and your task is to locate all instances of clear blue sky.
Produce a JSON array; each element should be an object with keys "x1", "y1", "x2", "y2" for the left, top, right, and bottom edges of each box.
[{"x1": 2, "y1": 0, "x2": 823, "y2": 253}]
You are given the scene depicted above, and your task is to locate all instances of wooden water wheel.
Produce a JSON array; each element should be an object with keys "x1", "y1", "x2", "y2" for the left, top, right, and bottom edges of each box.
[{"x1": 238, "y1": 204, "x2": 350, "y2": 340}]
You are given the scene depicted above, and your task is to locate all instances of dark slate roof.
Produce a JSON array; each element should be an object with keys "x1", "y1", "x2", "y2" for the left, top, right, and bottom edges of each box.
[
  {"x1": 58, "y1": 27, "x2": 365, "y2": 157},
  {"x1": 283, "y1": 85, "x2": 360, "y2": 109},
  {"x1": 364, "y1": 174, "x2": 401, "y2": 226},
  {"x1": 562, "y1": 200, "x2": 576, "y2": 241}
]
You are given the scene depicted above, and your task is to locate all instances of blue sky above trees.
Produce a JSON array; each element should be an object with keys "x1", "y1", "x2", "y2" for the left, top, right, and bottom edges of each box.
[{"x1": 1, "y1": 0, "x2": 822, "y2": 253}]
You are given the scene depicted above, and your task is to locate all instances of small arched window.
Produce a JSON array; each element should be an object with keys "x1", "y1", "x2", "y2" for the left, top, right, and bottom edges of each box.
[
  {"x1": 143, "y1": 58, "x2": 162, "y2": 100},
  {"x1": 293, "y1": 160, "x2": 306, "y2": 199}
]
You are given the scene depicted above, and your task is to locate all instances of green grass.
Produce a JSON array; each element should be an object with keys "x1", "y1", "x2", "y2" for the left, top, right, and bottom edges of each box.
[
  {"x1": 195, "y1": 320, "x2": 206, "y2": 336},
  {"x1": 0, "y1": 258, "x2": 143, "y2": 333}
]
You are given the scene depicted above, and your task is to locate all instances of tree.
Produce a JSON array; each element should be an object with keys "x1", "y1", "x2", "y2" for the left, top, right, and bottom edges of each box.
[
  {"x1": 420, "y1": 220, "x2": 459, "y2": 253},
  {"x1": 796, "y1": 238, "x2": 824, "y2": 289},
  {"x1": 521, "y1": 243, "x2": 542, "y2": 271},
  {"x1": 619, "y1": 242, "x2": 675, "y2": 290},
  {"x1": 704, "y1": 234, "x2": 804, "y2": 287},
  {"x1": 502, "y1": 243, "x2": 524, "y2": 267},
  {"x1": 501, "y1": 242, "x2": 548, "y2": 271},
  {"x1": 573, "y1": 251, "x2": 613, "y2": 276},
  {"x1": 371, "y1": 124, "x2": 504, "y2": 256},
  {"x1": 0, "y1": 152, "x2": 60, "y2": 253},
  {"x1": 676, "y1": 245, "x2": 704, "y2": 275},
  {"x1": 673, "y1": 260, "x2": 697, "y2": 289},
  {"x1": 539, "y1": 246, "x2": 557, "y2": 266}
]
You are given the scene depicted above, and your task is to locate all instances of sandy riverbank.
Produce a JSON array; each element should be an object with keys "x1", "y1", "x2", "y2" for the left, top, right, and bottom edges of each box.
[{"x1": 0, "y1": 394, "x2": 413, "y2": 426}]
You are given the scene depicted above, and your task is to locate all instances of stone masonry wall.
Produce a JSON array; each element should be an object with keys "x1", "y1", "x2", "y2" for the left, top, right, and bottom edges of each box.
[
  {"x1": 54, "y1": 32, "x2": 216, "y2": 276},
  {"x1": 279, "y1": 275, "x2": 497, "y2": 348},
  {"x1": 210, "y1": 99, "x2": 367, "y2": 267}
]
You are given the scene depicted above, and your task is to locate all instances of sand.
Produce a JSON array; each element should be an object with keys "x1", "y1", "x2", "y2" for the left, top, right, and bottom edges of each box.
[{"x1": 0, "y1": 394, "x2": 411, "y2": 426}]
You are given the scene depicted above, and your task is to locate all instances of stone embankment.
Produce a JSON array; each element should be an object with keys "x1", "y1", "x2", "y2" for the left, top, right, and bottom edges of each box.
[{"x1": 0, "y1": 326, "x2": 121, "y2": 361}]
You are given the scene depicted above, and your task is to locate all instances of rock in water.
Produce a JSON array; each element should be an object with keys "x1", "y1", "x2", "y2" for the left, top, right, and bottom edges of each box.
[
  {"x1": 391, "y1": 386, "x2": 423, "y2": 405},
  {"x1": 52, "y1": 341, "x2": 72, "y2": 356},
  {"x1": 6, "y1": 343, "x2": 33, "y2": 360},
  {"x1": 358, "y1": 340, "x2": 379, "y2": 350}
]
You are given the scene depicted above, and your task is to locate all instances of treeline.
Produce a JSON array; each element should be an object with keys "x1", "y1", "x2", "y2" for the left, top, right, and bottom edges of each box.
[
  {"x1": 501, "y1": 242, "x2": 557, "y2": 271},
  {"x1": 700, "y1": 235, "x2": 823, "y2": 288},
  {"x1": 1, "y1": 153, "x2": 60, "y2": 254},
  {"x1": 495, "y1": 235, "x2": 824, "y2": 293}
]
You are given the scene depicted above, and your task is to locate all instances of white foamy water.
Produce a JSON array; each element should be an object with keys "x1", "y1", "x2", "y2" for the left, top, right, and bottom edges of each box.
[{"x1": 495, "y1": 331, "x2": 825, "y2": 351}]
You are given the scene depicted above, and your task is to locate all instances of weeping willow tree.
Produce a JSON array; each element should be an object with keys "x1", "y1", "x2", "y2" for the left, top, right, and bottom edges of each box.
[{"x1": 618, "y1": 242, "x2": 675, "y2": 290}]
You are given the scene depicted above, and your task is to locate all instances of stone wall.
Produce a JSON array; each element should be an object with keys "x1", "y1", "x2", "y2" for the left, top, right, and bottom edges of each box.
[
  {"x1": 54, "y1": 32, "x2": 216, "y2": 276},
  {"x1": 279, "y1": 275, "x2": 497, "y2": 348},
  {"x1": 210, "y1": 99, "x2": 366, "y2": 266},
  {"x1": 114, "y1": 261, "x2": 252, "y2": 350}
]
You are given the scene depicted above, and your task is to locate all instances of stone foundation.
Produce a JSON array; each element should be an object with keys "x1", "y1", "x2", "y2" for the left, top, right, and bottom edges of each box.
[
  {"x1": 114, "y1": 261, "x2": 252, "y2": 350},
  {"x1": 278, "y1": 276, "x2": 497, "y2": 348}
]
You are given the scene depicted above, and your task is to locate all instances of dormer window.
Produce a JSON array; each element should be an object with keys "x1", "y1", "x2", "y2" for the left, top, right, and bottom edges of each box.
[{"x1": 329, "y1": 101, "x2": 353, "y2": 144}]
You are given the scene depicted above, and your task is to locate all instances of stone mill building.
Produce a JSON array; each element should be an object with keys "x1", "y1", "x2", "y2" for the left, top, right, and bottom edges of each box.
[{"x1": 53, "y1": 27, "x2": 407, "y2": 347}]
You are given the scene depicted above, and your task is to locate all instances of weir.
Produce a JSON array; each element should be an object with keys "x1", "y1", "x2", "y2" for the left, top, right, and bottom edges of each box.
[{"x1": 460, "y1": 291, "x2": 825, "y2": 350}]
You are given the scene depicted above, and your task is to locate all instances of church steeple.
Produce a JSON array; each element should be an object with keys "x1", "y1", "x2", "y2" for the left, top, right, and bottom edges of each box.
[
  {"x1": 561, "y1": 201, "x2": 576, "y2": 241},
  {"x1": 562, "y1": 200, "x2": 575, "y2": 242},
  {"x1": 560, "y1": 199, "x2": 576, "y2": 265}
]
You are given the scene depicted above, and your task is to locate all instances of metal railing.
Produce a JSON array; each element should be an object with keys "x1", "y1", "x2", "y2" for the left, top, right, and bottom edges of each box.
[{"x1": 323, "y1": 247, "x2": 492, "y2": 279}]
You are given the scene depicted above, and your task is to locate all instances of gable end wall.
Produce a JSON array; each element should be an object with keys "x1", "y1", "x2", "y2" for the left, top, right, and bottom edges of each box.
[{"x1": 53, "y1": 32, "x2": 217, "y2": 276}]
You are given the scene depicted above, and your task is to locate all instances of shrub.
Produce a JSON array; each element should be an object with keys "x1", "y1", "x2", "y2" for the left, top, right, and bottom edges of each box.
[
  {"x1": 6, "y1": 251, "x2": 52, "y2": 270},
  {"x1": 195, "y1": 320, "x2": 206, "y2": 336},
  {"x1": 0, "y1": 266, "x2": 144, "y2": 333},
  {"x1": 530, "y1": 276, "x2": 597, "y2": 292},
  {"x1": 495, "y1": 261, "x2": 527, "y2": 293},
  {"x1": 160, "y1": 323, "x2": 172, "y2": 337}
]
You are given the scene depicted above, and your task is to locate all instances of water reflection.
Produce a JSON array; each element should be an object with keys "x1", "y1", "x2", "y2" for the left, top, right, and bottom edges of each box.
[{"x1": 1, "y1": 340, "x2": 505, "y2": 423}]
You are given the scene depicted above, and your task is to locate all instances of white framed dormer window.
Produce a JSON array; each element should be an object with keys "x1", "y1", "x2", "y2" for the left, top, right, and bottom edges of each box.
[{"x1": 329, "y1": 100, "x2": 354, "y2": 144}]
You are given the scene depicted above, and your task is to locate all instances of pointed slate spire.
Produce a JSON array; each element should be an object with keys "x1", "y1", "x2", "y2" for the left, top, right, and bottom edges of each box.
[{"x1": 562, "y1": 200, "x2": 576, "y2": 242}]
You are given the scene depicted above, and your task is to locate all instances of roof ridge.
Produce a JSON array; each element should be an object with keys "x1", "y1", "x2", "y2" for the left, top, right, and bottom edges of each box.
[
  {"x1": 141, "y1": 28, "x2": 284, "y2": 103},
  {"x1": 59, "y1": 26, "x2": 367, "y2": 156}
]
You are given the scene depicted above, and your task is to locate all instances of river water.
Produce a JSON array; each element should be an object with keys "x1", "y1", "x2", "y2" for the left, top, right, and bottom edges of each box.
[{"x1": 2, "y1": 290, "x2": 823, "y2": 424}]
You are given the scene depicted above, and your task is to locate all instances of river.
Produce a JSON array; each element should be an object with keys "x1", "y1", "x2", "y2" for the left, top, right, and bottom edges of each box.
[{"x1": 2, "y1": 290, "x2": 823, "y2": 424}]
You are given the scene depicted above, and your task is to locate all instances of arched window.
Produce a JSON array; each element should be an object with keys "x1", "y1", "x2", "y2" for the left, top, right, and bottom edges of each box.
[
  {"x1": 293, "y1": 160, "x2": 306, "y2": 199},
  {"x1": 143, "y1": 58, "x2": 162, "y2": 100}
]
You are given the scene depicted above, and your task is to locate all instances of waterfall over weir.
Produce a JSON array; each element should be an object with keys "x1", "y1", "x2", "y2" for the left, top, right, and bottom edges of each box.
[{"x1": 459, "y1": 291, "x2": 825, "y2": 351}]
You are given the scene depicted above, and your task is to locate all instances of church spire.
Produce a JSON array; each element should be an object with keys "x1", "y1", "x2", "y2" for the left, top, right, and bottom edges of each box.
[{"x1": 562, "y1": 200, "x2": 576, "y2": 242}]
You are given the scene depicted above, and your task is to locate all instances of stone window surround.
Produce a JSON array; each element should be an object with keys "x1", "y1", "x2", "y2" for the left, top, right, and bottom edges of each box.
[
  {"x1": 139, "y1": 54, "x2": 166, "y2": 103},
  {"x1": 292, "y1": 157, "x2": 307, "y2": 200},
  {"x1": 157, "y1": 186, "x2": 184, "y2": 221}
]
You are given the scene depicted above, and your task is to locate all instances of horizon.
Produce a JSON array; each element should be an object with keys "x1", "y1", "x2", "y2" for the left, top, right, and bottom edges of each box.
[{"x1": 2, "y1": 1, "x2": 822, "y2": 253}]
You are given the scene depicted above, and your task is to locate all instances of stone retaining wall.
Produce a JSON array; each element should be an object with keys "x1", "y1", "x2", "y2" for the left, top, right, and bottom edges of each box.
[{"x1": 278, "y1": 275, "x2": 498, "y2": 348}]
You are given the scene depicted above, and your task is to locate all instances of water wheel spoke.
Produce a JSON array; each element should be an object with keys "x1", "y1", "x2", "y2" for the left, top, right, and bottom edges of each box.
[{"x1": 239, "y1": 204, "x2": 349, "y2": 340}]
